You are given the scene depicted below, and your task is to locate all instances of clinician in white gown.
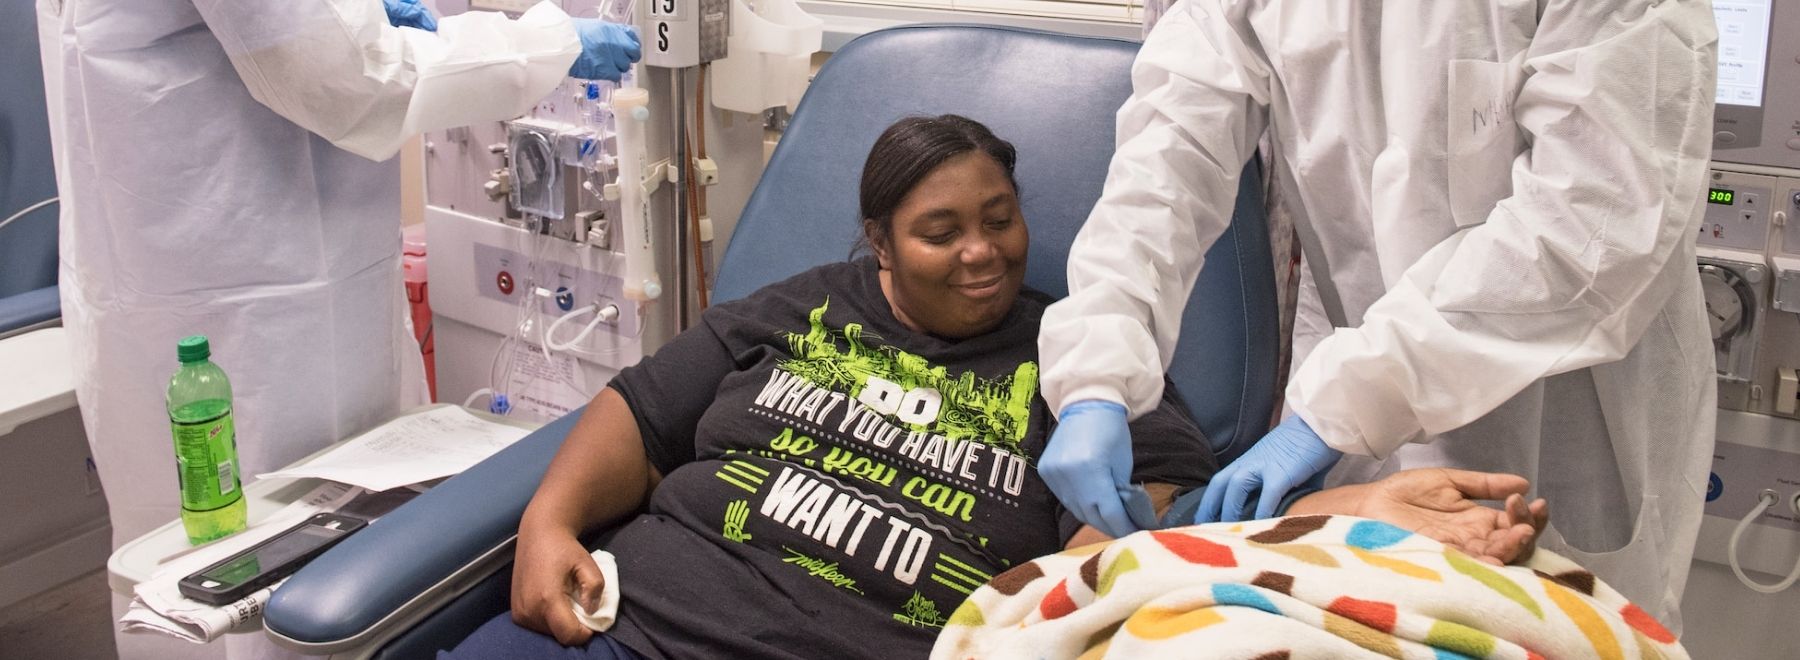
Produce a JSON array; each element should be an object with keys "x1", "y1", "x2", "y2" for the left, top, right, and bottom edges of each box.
[
  {"x1": 1037, "y1": 0, "x2": 1717, "y2": 631},
  {"x1": 35, "y1": 1, "x2": 630, "y2": 657}
]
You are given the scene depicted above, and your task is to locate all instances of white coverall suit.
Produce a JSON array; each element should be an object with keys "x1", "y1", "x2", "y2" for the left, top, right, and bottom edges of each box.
[
  {"x1": 1039, "y1": 0, "x2": 1718, "y2": 630},
  {"x1": 36, "y1": 1, "x2": 581, "y2": 657}
]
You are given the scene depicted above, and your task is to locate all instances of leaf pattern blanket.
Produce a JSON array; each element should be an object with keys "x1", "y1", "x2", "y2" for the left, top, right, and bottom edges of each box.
[{"x1": 931, "y1": 515, "x2": 1685, "y2": 659}]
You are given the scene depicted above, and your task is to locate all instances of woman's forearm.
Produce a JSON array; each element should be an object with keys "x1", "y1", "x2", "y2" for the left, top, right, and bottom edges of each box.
[
  {"x1": 520, "y1": 387, "x2": 663, "y2": 537},
  {"x1": 1282, "y1": 482, "x2": 1370, "y2": 517}
]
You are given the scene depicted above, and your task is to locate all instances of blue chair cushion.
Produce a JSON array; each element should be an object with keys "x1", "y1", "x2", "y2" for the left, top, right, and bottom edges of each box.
[{"x1": 0, "y1": 285, "x2": 59, "y2": 336}]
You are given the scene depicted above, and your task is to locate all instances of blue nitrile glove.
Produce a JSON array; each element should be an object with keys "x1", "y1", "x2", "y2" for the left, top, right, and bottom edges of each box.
[
  {"x1": 1196, "y1": 415, "x2": 1342, "y2": 522},
  {"x1": 1041, "y1": 401, "x2": 1156, "y2": 538},
  {"x1": 1162, "y1": 470, "x2": 1325, "y2": 528},
  {"x1": 570, "y1": 19, "x2": 641, "y2": 82},
  {"x1": 383, "y1": 0, "x2": 438, "y2": 31}
]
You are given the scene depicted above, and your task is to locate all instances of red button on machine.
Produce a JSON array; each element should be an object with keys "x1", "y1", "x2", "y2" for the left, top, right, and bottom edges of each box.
[{"x1": 497, "y1": 271, "x2": 515, "y2": 295}]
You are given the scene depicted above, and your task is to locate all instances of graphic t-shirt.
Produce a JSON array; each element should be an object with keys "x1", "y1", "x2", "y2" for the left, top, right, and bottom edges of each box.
[{"x1": 604, "y1": 258, "x2": 1215, "y2": 659}]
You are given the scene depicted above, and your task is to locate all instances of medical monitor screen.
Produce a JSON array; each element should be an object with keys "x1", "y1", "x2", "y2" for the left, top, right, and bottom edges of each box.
[{"x1": 1714, "y1": 0, "x2": 1773, "y2": 107}]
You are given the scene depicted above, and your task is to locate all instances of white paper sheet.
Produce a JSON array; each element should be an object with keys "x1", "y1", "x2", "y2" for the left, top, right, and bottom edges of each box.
[{"x1": 256, "y1": 406, "x2": 531, "y2": 492}]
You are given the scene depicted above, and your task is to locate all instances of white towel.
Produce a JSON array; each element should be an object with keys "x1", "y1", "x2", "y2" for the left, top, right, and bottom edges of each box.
[{"x1": 569, "y1": 549, "x2": 621, "y2": 632}]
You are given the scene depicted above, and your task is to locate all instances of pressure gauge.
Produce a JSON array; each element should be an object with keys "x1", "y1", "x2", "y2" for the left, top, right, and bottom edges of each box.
[{"x1": 1700, "y1": 264, "x2": 1754, "y2": 347}]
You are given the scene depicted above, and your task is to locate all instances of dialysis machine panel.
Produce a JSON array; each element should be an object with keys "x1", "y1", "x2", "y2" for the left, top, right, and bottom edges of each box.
[
  {"x1": 1696, "y1": 0, "x2": 1800, "y2": 586},
  {"x1": 1703, "y1": 0, "x2": 1800, "y2": 421},
  {"x1": 425, "y1": 0, "x2": 653, "y2": 424},
  {"x1": 423, "y1": 0, "x2": 749, "y2": 424}
]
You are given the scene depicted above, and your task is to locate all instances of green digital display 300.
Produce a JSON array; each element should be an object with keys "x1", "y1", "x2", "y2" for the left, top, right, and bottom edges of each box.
[{"x1": 1709, "y1": 188, "x2": 1736, "y2": 205}]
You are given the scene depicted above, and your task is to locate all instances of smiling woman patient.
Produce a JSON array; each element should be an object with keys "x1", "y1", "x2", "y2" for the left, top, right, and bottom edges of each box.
[
  {"x1": 439, "y1": 115, "x2": 1546, "y2": 660},
  {"x1": 857, "y1": 117, "x2": 1029, "y2": 338}
]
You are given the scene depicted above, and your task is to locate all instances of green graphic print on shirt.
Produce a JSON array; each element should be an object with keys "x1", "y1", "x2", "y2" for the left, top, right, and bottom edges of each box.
[
  {"x1": 779, "y1": 299, "x2": 1038, "y2": 456},
  {"x1": 714, "y1": 296, "x2": 1048, "y2": 630},
  {"x1": 602, "y1": 259, "x2": 1209, "y2": 659}
]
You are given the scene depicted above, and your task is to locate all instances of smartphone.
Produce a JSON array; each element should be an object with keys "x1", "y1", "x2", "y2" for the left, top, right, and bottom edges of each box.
[{"x1": 178, "y1": 512, "x2": 367, "y2": 606}]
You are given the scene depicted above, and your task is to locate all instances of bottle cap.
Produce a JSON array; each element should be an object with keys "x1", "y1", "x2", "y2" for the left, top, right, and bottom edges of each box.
[{"x1": 177, "y1": 335, "x2": 211, "y2": 363}]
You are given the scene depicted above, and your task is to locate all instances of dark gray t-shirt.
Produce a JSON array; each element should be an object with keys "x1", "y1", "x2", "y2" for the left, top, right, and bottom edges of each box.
[{"x1": 604, "y1": 258, "x2": 1215, "y2": 659}]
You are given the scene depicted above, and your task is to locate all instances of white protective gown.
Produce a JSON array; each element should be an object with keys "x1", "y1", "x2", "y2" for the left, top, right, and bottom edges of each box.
[
  {"x1": 35, "y1": 1, "x2": 579, "y2": 657},
  {"x1": 1040, "y1": 0, "x2": 1718, "y2": 630}
]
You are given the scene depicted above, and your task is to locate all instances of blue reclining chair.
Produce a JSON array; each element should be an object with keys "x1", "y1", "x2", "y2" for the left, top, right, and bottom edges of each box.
[
  {"x1": 265, "y1": 23, "x2": 1277, "y2": 658},
  {"x1": 0, "y1": 206, "x2": 58, "y2": 338},
  {"x1": 1, "y1": 5, "x2": 61, "y2": 338}
]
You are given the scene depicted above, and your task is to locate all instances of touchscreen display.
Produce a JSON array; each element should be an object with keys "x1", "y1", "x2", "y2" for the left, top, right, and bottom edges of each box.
[{"x1": 1714, "y1": 0, "x2": 1773, "y2": 107}]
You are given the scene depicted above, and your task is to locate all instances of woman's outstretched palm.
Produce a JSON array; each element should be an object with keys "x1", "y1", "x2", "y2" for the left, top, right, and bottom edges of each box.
[{"x1": 1356, "y1": 468, "x2": 1549, "y2": 565}]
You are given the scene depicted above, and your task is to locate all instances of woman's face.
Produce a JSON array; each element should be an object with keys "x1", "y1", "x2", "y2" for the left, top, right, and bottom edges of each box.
[{"x1": 870, "y1": 152, "x2": 1029, "y2": 339}]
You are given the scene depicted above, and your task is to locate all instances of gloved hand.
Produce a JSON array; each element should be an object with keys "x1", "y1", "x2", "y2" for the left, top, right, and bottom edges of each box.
[
  {"x1": 383, "y1": 0, "x2": 438, "y2": 31},
  {"x1": 1040, "y1": 401, "x2": 1155, "y2": 538},
  {"x1": 1196, "y1": 415, "x2": 1342, "y2": 522},
  {"x1": 570, "y1": 19, "x2": 641, "y2": 82}
]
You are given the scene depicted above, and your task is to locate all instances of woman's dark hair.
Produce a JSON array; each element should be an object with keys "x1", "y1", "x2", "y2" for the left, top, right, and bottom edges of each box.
[{"x1": 857, "y1": 115, "x2": 1019, "y2": 253}]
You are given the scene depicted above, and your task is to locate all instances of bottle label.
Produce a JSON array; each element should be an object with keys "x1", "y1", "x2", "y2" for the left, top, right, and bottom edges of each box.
[{"x1": 171, "y1": 410, "x2": 242, "y2": 511}]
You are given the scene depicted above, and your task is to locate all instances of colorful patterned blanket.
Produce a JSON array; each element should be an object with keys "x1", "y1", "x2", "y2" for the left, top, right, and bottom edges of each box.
[{"x1": 931, "y1": 515, "x2": 1684, "y2": 659}]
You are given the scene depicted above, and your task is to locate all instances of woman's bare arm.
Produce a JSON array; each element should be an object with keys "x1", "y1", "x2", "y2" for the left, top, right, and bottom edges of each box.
[
  {"x1": 520, "y1": 387, "x2": 663, "y2": 538},
  {"x1": 1286, "y1": 468, "x2": 1549, "y2": 564},
  {"x1": 511, "y1": 387, "x2": 664, "y2": 645},
  {"x1": 1063, "y1": 471, "x2": 1548, "y2": 566}
]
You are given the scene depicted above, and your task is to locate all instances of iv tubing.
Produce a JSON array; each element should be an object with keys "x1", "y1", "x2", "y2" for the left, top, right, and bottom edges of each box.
[
  {"x1": 684, "y1": 66, "x2": 711, "y2": 310},
  {"x1": 547, "y1": 303, "x2": 621, "y2": 352},
  {"x1": 695, "y1": 63, "x2": 717, "y2": 296},
  {"x1": 1727, "y1": 489, "x2": 1800, "y2": 593},
  {"x1": 672, "y1": 66, "x2": 692, "y2": 329},
  {"x1": 0, "y1": 197, "x2": 57, "y2": 234},
  {"x1": 463, "y1": 388, "x2": 496, "y2": 409}
]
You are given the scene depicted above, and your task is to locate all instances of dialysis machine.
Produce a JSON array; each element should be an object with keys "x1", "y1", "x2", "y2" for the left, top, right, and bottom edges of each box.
[
  {"x1": 1692, "y1": 0, "x2": 1800, "y2": 607},
  {"x1": 424, "y1": 0, "x2": 728, "y2": 424},
  {"x1": 422, "y1": 0, "x2": 811, "y2": 424}
]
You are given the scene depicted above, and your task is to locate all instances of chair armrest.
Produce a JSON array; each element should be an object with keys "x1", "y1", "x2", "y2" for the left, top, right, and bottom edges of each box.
[
  {"x1": 0, "y1": 285, "x2": 60, "y2": 338},
  {"x1": 263, "y1": 407, "x2": 584, "y2": 654}
]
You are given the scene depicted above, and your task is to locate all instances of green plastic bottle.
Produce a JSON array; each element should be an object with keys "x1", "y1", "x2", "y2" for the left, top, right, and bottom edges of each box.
[{"x1": 167, "y1": 335, "x2": 246, "y2": 544}]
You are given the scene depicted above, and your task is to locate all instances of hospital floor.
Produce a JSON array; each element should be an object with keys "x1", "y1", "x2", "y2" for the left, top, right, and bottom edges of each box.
[{"x1": 0, "y1": 568, "x2": 117, "y2": 659}]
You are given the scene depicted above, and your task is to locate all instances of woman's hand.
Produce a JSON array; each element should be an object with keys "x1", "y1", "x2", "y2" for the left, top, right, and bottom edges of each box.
[
  {"x1": 505, "y1": 388, "x2": 660, "y2": 645},
  {"x1": 510, "y1": 522, "x2": 607, "y2": 646},
  {"x1": 1355, "y1": 468, "x2": 1549, "y2": 565}
]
